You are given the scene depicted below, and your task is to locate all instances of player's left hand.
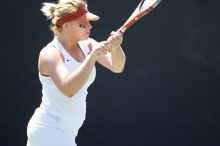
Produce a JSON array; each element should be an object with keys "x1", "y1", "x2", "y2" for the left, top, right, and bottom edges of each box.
[{"x1": 106, "y1": 30, "x2": 123, "y2": 51}]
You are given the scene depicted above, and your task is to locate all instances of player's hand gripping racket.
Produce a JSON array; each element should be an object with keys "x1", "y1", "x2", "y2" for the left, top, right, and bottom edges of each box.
[{"x1": 118, "y1": 0, "x2": 162, "y2": 34}]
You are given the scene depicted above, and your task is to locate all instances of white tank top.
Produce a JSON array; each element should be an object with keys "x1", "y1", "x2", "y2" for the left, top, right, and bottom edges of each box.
[{"x1": 38, "y1": 36, "x2": 96, "y2": 123}]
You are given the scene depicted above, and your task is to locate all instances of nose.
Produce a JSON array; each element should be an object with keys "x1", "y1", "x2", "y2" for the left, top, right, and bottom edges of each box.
[{"x1": 87, "y1": 22, "x2": 92, "y2": 30}]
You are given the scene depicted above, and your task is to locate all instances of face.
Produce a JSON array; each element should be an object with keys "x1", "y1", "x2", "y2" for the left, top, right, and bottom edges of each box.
[{"x1": 64, "y1": 15, "x2": 92, "y2": 41}]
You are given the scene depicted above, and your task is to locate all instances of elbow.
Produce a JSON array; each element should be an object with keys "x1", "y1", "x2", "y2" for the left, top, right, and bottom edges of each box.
[
  {"x1": 112, "y1": 62, "x2": 126, "y2": 73},
  {"x1": 112, "y1": 66, "x2": 125, "y2": 73},
  {"x1": 113, "y1": 70, "x2": 124, "y2": 74},
  {"x1": 60, "y1": 88, "x2": 76, "y2": 98},
  {"x1": 114, "y1": 58, "x2": 126, "y2": 73},
  {"x1": 65, "y1": 93, "x2": 74, "y2": 98},
  {"x1": 62, "y1": 91, "x2": 74, "y2": 98}
]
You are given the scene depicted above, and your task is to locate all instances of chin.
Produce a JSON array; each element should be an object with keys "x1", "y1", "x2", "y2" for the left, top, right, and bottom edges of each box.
[{"x1": 81, "y1": 36, "x2": 89, "y2": 40}]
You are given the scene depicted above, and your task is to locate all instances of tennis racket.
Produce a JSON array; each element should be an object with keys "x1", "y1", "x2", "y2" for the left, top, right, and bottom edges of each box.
[{"x1": 118, "y1": 0, "x2": 162, "y2": 34}]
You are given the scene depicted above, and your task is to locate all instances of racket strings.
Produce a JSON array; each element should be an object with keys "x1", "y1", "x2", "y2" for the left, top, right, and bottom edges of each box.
[{"x1": 139, "y1": 0, "x2": 146, "y2": 11}]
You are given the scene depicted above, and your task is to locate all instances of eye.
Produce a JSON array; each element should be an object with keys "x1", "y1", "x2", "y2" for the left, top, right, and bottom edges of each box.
[{"x1": 79, "y1": 23, "x2": 86, "y2": 28}]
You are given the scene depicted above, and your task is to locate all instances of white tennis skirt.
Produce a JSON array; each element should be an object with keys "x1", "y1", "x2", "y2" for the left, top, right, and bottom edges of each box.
[{"x1": 27, "y1": 108, "x2": 85, "y2": 146}]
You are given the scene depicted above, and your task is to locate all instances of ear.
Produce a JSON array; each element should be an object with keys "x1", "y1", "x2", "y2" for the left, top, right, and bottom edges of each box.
[{"x1": 62, "y1": 23, "x2": 68, "y2": 28}]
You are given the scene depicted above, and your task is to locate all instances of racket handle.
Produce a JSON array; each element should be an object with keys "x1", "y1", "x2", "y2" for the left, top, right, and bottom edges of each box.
[{"x1": 118, "y1": 27, "x2": 127, "y2": 34}]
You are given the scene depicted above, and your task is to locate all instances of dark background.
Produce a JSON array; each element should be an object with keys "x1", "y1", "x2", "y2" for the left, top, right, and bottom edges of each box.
[{"x1": 1, "y1": 0, "x2": 220, "y2": 146}]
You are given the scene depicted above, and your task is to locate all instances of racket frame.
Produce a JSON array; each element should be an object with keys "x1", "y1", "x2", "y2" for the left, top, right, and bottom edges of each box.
[{"x1": 119, "y1": 0, "x2": 162, "y2": 33}]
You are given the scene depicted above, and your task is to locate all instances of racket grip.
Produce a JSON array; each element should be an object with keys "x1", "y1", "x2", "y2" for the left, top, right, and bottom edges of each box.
[{"x1": 118, "y1": 27, "x2": 126, "y2": 34}]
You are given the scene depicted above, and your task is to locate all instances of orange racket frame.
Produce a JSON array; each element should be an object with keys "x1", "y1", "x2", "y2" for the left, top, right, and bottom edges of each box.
[{"x1": 119, "y1": 0, "x2": 162, "y2": 34}]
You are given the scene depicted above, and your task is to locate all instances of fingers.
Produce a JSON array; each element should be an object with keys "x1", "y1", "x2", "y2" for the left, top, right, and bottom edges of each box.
[
  {"x1": 99, "y1": 41, "x2": 109, "y2": 51},
  {"x1": 110, "y1": 29, "x2": 124, "y2": 36},
  {"x1": 110, "y1": 31, "x2": 114, "y2": 36},
  {"x1": 109, "y1": 31, "x2": 122, "y2": 40},
  {"x1": 92, "y1": 41, "x2": 109, "y2": 57},
  {"x1": 91, "y1": 30, "x2": 123, "y2": 58},
  {"x1": 107, "y1": 32, "x2": 123, "y2": 49}
]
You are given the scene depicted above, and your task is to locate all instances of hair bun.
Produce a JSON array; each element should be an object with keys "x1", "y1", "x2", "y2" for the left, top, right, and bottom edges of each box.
[{"x1": 41, "y1": 2, "x2": 57, "y2": 19}]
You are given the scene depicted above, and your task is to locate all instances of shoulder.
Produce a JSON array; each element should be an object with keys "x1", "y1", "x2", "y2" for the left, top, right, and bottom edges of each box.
[{"x1": 39, "y1": 43, "x2": 64, "y2": 65}]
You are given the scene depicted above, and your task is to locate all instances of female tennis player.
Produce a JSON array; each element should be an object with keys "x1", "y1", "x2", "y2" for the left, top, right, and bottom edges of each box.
[{"x1": 26, "y1": 0, "x2": 126, "y2": 146}]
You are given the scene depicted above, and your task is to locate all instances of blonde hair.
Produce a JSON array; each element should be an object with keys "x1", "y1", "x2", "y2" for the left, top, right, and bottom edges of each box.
[{"x1": 41, "y1": 0, "x2": 87, "y2": 35}]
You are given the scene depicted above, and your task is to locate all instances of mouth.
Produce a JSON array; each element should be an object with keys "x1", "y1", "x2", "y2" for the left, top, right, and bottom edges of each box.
[{"x1": 86, "y1": 33, "x2": 90, "y2": 37}]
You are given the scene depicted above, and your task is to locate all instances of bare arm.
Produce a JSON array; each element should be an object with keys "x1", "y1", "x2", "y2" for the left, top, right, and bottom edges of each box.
[
  {"x1": 108, "y1": 45, "x2": 126, "y2": 73},
  {"x1": 39, "y1": 45, "x2": 107, "y2": 97},
  {"x1": 88, "y1": 31, "x2": 126, "y2": 73}
]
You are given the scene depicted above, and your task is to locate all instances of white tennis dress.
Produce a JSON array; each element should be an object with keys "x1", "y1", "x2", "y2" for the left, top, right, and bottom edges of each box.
[{"x1": 27, "y1": 37, "x2": 96, "y2": 146}]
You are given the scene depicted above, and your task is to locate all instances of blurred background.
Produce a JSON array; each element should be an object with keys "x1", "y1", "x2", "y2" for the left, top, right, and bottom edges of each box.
[{"x1": 1, "y1": 0, "x2": 220, "y2": 145}]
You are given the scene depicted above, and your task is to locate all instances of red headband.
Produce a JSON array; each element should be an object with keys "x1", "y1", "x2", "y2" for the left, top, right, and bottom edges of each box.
[{"x1": 56, "y1": 6, "x2": 88, "y2": 27}]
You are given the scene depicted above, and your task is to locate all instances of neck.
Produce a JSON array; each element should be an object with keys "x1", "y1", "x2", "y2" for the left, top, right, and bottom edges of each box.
[{"x1": 57, "y1": 35, "x2": 79, "y2": 51}]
